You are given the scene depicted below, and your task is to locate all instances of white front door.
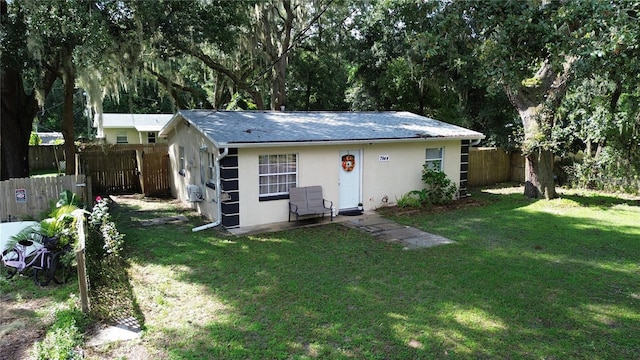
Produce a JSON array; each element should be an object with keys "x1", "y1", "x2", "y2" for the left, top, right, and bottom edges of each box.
[{"x1": 339, "y1": 150, "x2": 362, "y2": 210}]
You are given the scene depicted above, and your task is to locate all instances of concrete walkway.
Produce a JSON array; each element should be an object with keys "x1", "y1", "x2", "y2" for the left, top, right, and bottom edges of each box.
[
  {"x1": 340, "y1": 213, "x2": 455, "y2": 250},
  {"x1": 229, "y1": 212, "x2": 454, "y2": 250}
]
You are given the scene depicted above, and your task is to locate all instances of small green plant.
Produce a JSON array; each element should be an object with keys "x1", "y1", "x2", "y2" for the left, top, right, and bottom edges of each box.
[
  {"x1": 396, "y1": 191, "x2": 423, "y2": 208},
  {"x1": 32, "y1": 308, "x2": 88, "y2": 360},
  {"x1": 88, "y1": 196, "x2": 125, "y2": 257},
  {"x1": 9, "y1": 191, "x2": 83, "y2": 251},
  {"x1": 420, "y1": 165, "x2": 457, "y2": 205},
  {"x1": 56, "y1": 189, "x2": 84, "y2": 208}
]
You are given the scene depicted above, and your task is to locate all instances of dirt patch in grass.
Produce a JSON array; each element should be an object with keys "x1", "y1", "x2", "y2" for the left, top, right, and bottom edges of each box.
[
  {"x1": 0, "y1": 295, "x2": 50, "y2": 360},
  {"x1": 376, "y1": 196, "x2": 485, "y2": 217}
]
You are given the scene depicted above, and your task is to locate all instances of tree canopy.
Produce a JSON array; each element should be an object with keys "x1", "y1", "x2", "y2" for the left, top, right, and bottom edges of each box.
[{"x1": 2, "y1": 0, "x2": 639, "y2": 195}]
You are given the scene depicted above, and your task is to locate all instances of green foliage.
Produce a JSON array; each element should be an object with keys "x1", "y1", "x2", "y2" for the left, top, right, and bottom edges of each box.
[
  {"x1": 396, "y1": 191, "x2": 423, "y2": 208},
  {"x1": 29, "y1": 132, "x2": 42, "y2": 145},
  {"x1": 397, "y1": 166, "x2": 458, "y2": 208},
  {"x1": 32, "y1": 308, "x2": 87, "y2": 360},
  {"x1": 56, "y1": 190, "x2": 83, "y2": 209},
  {"x1": 420, "y1": 165, "x2": 458, "y2": 205},
  {"x1": 8, "y1": 192, "x2": 81, "y2": 250},
  {"x1": 225, "y1": 93, "x2": 258, "y2": 111},
  {"x1": 40, "y1": 205, "x2": 80, "y2": 249},
  {"x1": 567, "y1": 151, "x2": 640, "y2": 194},
  {"x1": 88, "y1": 197, "x2": 124, "y2": 257},
  {"x1": 7, "y1": 224, "x2": 41, "y2": 251}
]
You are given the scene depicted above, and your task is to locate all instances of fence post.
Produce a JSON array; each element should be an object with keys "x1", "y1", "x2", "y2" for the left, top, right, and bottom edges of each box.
[{"x1": 74, "y1": 211, "x2": 91, "y2": 313}]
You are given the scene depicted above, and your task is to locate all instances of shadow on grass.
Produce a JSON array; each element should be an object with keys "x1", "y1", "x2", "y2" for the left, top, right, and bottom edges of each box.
[
  {"x1": 86, "y1": 256, "x2": 145, "y2": 330},
  {"x1": 107, "y1": 191, "x2": 640, "y2": 359}
]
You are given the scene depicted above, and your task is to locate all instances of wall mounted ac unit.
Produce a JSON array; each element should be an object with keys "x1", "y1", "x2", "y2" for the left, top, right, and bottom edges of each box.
[{"x1": 187, "y1": 184, "x2": 204, "y2": 202}]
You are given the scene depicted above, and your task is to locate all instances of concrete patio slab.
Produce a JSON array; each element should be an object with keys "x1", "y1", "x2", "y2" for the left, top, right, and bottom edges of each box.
[{"x1": 227, "y1": 211, "x2": 454, "y2": 250}]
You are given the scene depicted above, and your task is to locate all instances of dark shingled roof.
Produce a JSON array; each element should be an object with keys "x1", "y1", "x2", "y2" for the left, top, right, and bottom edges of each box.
[{"x1": 161, "y1": 110, "x2": 485, "y2": 147}]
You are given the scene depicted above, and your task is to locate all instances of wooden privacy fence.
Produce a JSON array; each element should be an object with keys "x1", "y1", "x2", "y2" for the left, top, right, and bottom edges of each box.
[
  {"x1": 29, "y1": 145, "x2": 65, "y2": 172},
  {"x1": 77, "y1": 144, "x2": 169, "y2": 196},
  {"x1": 0, "y1": 175, "x2": 87, "y2": 222},
  {"x1": 468, "y1": 147, "x2": 525, "y2": 187},
  {"x1": 78, "y1": 149, "x2": 140, "y2": 194},
  {"x1": 140, "y1": 150, "x2": 170, "y2": 196}
]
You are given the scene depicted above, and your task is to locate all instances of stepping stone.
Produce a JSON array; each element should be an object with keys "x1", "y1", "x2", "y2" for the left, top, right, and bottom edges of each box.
[{"x1": 138, "y1": 215, "x2": 188, "y2": 226}]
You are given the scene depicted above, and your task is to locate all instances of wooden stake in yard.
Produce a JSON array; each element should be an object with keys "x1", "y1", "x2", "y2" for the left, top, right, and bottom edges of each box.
[{"x1": 74, "y1": 210, "x2": 91, "y2": 313}]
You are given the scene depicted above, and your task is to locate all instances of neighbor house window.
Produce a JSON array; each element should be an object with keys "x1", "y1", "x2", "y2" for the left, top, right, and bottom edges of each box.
[
  {"x1": 425, "y1": 148, "x2": 443, "y2": 170},
  {"x1": 178, "y1": 146, "x2": 185, "y2": 176},
  {"x1": 259, "y1": 154, "x2": 297, "y2": 199},
  {"x1": 147, "y1": 132, "x2": 156, "y2": 144},
  {"x1": 116, "y1": 132, "x2": 128, "y2": 144}
]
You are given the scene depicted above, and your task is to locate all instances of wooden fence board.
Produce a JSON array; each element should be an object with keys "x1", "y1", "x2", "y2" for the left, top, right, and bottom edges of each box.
[
  {"x1": 29, "y1": 146, "x2": 65, "y2": 171},
  {"x1": 468, "y1": 148, "x2": 524, "y2": 187},
  {"x1": 142, "y1": 151, "x2": 170, "y2": 196},
  {"x1": 79, "y1": 150, "x2": 140, "y2": 194},
  {"x1": 0, "y1": 175, "x2": 86, "y2": 222},
  {"x1": 77, "y1": 144, "x2": 168, "y2": 196}
]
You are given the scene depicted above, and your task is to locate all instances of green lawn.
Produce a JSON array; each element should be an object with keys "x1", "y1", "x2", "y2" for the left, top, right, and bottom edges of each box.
[{"x1": 108, "y1": 186, "x2": 640, "y2": 359}]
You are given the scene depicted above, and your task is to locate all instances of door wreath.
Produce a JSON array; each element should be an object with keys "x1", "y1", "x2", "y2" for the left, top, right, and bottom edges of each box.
[{"x1": 341, "y1": 154, "x2": 355, "y2": 172}]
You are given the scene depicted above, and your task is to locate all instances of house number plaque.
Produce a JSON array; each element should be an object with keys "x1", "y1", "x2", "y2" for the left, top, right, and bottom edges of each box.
[{"x1": 378, "y1": 155, "x2": 390, "y2": 162}]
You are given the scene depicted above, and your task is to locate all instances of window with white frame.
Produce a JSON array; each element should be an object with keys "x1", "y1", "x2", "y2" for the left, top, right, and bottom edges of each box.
[
  {"x1": 425, "y1": 148, "x2": 444, "y2": 170},
  {"x1": 258, "y1": 154, "x2": 297, "y2": 198},
  {"x1": 147, "y1": 132, "x2": 156, "y2": 143},
  {"x1": 208, "y1": 152, "x2": 216, "y2": 180},
  {"x1": 116, "y1": 132, "x2": 128, "y2": 144},
  {"x1": 179, "y1": 146, "x2": 185, "y2": 174}
]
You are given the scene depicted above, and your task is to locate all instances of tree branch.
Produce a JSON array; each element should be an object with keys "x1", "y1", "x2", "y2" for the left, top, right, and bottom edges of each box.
[
  {"x1": 170, "y1": 39, "x2": 265, "y2": 109},
  {"x1": 252, "y1": 0, "x2": 334, "y2": 84}
]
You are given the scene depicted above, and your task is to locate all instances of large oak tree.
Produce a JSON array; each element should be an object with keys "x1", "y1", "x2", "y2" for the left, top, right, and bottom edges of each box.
[
  {"x1": 1, "y1": 0, "x2": 135, "y2": 178},
  {"x1": 429, "y1": 0, "x2": 637, "y2": 198}
]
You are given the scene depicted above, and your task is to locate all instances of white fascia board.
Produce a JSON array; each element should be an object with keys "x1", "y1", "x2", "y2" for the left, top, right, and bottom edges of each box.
[{"x1": 219, "y1": 135, "x2": 485, "y2": 149}]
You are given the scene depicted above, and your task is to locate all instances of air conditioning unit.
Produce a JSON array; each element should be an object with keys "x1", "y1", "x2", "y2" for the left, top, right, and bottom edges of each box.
[{"x1": 187, "y1": 185, "x2": 204, "y2": 202}]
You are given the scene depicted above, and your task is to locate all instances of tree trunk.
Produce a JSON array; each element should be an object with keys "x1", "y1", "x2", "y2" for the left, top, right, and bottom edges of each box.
[
  {"x1": 504, "y1": 59, "x2": 574, "y2": 199},
  {"x1": 524, "y1": 149, "x2": 556, "y2": 199},
  {"x1": 61, "y1": 50, "x2": 76, "y2": 175},
  {"x1": 0, "y1": 68, "x2": 37, "y2": 180},
  {"x1": 266, "y1": 0, "x2": 294, "y2": 110}
]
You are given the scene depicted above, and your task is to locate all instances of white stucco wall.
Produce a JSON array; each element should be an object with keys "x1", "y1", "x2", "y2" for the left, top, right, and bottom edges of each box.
[
  {"x1": 235, "y1": 140, "x2": 461, "y2": 228},
  {"x1": 165, "y1": 121, "x2": 219, "y2": 222}
]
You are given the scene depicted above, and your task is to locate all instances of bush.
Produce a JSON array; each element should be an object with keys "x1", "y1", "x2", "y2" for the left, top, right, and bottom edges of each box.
[
  {"x1": 88, "y1": 196, "x2": 125, "y2": 257},
  {"x1": 396, "y1": 166, "x2": 458, "y2": 208},
  {"x1": 32, "y1": 308, "x2": 88, "y2": 360},
  {"x1": 566, "y1": 150, "x2": 640, "y2": 194},
  {"x1": 420, "y1": 166, "x2": 457, "y2": 205}
]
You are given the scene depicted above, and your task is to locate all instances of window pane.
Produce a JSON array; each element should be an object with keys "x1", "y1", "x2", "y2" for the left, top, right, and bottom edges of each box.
[
  {"x1": 426, "y1": 148, "x2": 442, "y2": 159},
  {"x1": 258, "y1": 153, "x2": 297, "y2": 197}
]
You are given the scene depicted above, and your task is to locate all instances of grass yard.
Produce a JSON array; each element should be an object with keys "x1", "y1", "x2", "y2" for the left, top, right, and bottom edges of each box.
[{"x1": 90, "y1": 186, "x2": 640, "y2": 359}]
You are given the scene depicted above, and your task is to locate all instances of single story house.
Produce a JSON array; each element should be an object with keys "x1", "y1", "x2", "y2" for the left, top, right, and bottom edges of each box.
[
  {"x1": 93, "y1": 113, "x2": 173, "y2": 144},
  {"x1": 159, "y1": 110, "x2": 484, "y2": 230}
]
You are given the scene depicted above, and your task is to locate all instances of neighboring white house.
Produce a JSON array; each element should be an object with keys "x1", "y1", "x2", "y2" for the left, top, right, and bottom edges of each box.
[
  {"x1": 159, "y1": 110, "x2": 485, "y2": 230},
  {"x1": 93, "y1": 113, "x2": 173, "y2": 144},
  {"x1": 36, "y1": 132, "x2": 64, "y2": 145}
]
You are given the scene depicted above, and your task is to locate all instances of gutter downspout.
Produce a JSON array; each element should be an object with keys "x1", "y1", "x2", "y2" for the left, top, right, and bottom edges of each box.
[{"x1": 192, "y1": 147, "x2": 229, "y2": 232}]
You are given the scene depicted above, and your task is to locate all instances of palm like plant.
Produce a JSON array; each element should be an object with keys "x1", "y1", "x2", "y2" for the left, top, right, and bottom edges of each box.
[{"x1": 8, "y1": 198, "x2": 81, "y2": 251}]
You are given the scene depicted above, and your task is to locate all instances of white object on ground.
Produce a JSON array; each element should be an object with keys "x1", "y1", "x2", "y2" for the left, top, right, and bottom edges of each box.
[{"x1": 0, "y1": 221, "x2": 41, "y2": 255}]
